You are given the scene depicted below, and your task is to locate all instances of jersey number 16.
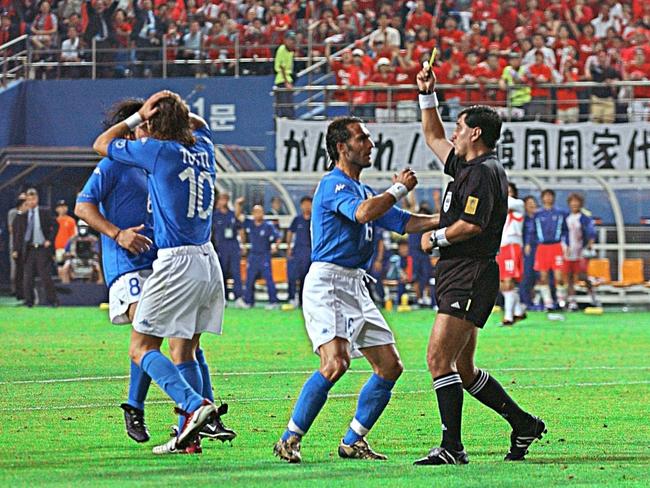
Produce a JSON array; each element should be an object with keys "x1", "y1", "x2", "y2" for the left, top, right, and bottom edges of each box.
[{"x1": 178, "y1": 168, "x2": 215, "y2": 219}]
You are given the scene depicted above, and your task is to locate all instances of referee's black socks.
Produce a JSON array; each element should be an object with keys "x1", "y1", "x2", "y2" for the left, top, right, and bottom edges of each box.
[
  {"x1": 466, "y1": 369, "x2": 531, "y2": 432},
  {"x1": 433, "y1": 373, "x2": 464, "y2": 451}
]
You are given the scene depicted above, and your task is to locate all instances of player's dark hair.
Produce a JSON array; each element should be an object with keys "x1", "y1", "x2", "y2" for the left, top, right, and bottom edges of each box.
[
  {"x1": 567, "y1": 192, "x2": 584, "y2": 205},
  {"x1": 508, "y1": 182, "x2": 518, "y2": 198},
  {"x1": 103, "y1": 98, "x2": 145, "y2": 130},
  {"x1": 325, "y1": 116, "x2": 363, "y2": 169},
  {"x1": 300, "y1": 196, "x2": 313, "y2": 204},
  {"x1": 147, "y1": 96, "x2": 196, "y2": 147},
  {"x1": 541, "y1": 188, "x2": 555, "y2": 198},
  {"x1": 458, "y1": 105, "x2": 502, "y2": 150},
  {"x1": 523, "y1": 195, "x2": 537, "y2": 205},
  {"x1": 15, "y1": 195, "x2": 26, "y2": 208}
]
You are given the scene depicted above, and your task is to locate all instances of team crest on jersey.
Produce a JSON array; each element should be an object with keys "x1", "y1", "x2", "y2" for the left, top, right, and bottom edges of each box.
[
  {"x1": 443, "y1": 191, "x2": 452, "y2": 212},
  {"x1": 115, "y1": 140, "x2": 126, "y2": 149},
  {"x1": 335, "y1": 184, "x2": 346, "y2": 193}
]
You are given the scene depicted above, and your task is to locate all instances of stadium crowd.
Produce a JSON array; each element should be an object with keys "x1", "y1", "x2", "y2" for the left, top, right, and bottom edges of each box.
[
  {"x1": 1, "y1": 1, "x2": 649, "y2": 120},
  {"x1": 5, "y1": 185, "x2": 597, "y2": 321}
]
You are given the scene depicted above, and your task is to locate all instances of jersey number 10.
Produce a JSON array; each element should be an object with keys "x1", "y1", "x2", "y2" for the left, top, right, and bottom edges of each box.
[{"x1": 178, "y1": 168, "x2": 215, "y2": 219}]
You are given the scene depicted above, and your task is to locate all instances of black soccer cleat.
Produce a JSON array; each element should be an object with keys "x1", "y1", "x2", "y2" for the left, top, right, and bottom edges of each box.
[
  {"x1": 120, "y1": 403, "x2": 150, "y2": 443},
  {"x1": 199, "y1": 402, "x2": 237, "y2": 442},
  {"x1": 413, "y1": 446, "x2": 469, "y2": 466},
  {"x1": 505, "y1": 416, "x2": 547, "y2": 461}
]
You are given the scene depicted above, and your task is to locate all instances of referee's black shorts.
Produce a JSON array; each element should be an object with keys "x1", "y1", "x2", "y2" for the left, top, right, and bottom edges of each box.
[{"x1": 434, "y1": 256, "x2": 499, "y2": 328}]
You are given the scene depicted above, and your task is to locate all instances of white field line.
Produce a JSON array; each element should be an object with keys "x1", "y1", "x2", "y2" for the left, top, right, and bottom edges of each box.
[
  {"x1": 1, "y1": 365, "x2": 649, "y2": 386},
  {"x1": 1, "y1": 380, "x2": 649, "y2": 412}
]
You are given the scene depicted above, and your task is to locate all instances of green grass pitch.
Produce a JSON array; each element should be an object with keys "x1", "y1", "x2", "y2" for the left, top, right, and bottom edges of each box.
[{"x1": 1, "y1": 307, "x2": 649, "y2": 487}]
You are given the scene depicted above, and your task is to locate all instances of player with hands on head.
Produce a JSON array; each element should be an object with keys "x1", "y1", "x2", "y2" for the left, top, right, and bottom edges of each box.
[{"x1": 414, "y1": 64, "x2": 546, "y2": 466}]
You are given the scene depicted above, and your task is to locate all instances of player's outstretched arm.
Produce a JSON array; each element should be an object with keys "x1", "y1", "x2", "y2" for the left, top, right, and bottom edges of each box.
[
  {"x1": 355, "y1": 168, "x2": 417, "y2": 224},
  {"x1": 416, "y1": 65, "x2": 454, "y2": 165},
  {"x1": 75, "y1": 202, "x2": 152, "y2": 254},
  {"x1": 404, "y1": 212, "x2": 440, "y2": 234},
  {"x1": 420, "y1": 219, "x2": 481, "y2": 254}
]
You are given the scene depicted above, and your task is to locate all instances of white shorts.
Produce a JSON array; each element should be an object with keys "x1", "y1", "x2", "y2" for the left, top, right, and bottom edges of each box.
[
  {"x1": 133, "y1": 243, "x2": 225, "y2": 339},
  {"x1": 109, "y1": 269, "x2": 152, "y2": 325},
  {"x1": 302, "y1": 262, "x2": 395, "y2": 359}
]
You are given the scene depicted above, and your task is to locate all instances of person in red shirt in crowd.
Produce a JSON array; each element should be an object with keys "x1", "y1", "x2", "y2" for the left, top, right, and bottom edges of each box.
[
  {"x1": 519, "y1": 0, "x2": 545, "y2": 32},
  {"x1": 620, "y1": 28, "x2": 650, "y2": 62},
  {"x1": 328, "y1": 47, "x2": 361, "y2": 102},
  {"x1": 487, "y1": 21, "x2": 512, "y2": 56},
  {"x1": 569, "y1": 0, "x2": 595, "y2": 28},
  {"x1": 510, "y1": 26, "x2": 529, "y2": 53},
  {"x1": 478, "y1": 52, "x2": 507, "y2": 105},
  {"x1": 371, "y1": 37, "x2": 394, "y2": 61},
  {"x1": 268, "y1": 0, "x2": 293, "y2": 45},
  {"x1": 498, "y1": 0, "x2": 520, "y2": 33},
  {"x1": 459, "y1": 50, "x2": 484, "y2": 104},
  {"x1": 394, "y1": 47, "x2": 419, "y2": 101},
  {"x1": 405, "y1": 0, "x2": 434, "y2": 35},
  {"x1": 311, "y1": 8, "x2": 341, "y2": 56},
  {"x1": 412, "y1": 26, "x2": 436, "y2": 62},
  {"x1": 486, "y1": 43, "x2": 508, "y2": 69},
  {"x1": 439, "y1": 15, "x2": 464, "y2": 55},
  {"x1": 468, "y1": 22, "x2": 489, "y2": 57},
  {"x1": 556, "y1": 57, "x2": 581, "y2": 123},
  {"x1": 624, "y1": 47, "x2": 650, "y2": 121},
  {"x1": 554, "y1": 23, "x2": 579, "y2": 63},
  {"x1": 367, "y1": 57, "x2": 397, "y2": 122},
  {"x1": 243, "y1": 21, "x2": 272, "y2": 75},
  {"x1": 526, "y1": 49, "x2": 555, "y2": 120},
  {"x1": 339, "y1": 0, "x2": 365, "y2": 39},
  {"x1": 472, "y1": 0, "x2": 499, "y2": 24},
  {"x1": 436, "y1": 56, "x2": 465, "y2": 120},
  {"x1": 312, "y1": 0, "x2": 340, "y2": 19},
  {"x1": 350, "y1": 47, "x2": 374, "y2": 118}
]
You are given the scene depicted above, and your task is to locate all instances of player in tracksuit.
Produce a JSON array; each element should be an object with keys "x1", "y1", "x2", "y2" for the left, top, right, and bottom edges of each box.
[
  {"x1": 533, "y1": 189, "x2": 569, "y2": 310},
  {"x1": 286, "y1": 196, "x2": 312, "y2": 307},
  {"x1": 520, "y1": 196, "x2": 539, "y2": 308},
  {"x1": 564, "y1": 193, "x2": 597, "y2": 310},
  {"x1": 212, "y1": 192, "x2": 246, "y2": 307},
  {"x1": 242, "y1": 205, "x2": 282, "y2": 308},
  {"x1": 409, "y1": 212, "x2": 435, "y2": 308}
]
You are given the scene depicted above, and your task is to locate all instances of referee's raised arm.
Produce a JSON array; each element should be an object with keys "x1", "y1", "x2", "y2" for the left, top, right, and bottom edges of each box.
[{"x1": 416, "y1": 65, "x2": 454, "y2": 165}]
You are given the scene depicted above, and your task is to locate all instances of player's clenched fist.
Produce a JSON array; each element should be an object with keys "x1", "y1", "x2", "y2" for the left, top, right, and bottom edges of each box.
[
  {"x1": 416, "y1": 64, "x2": 436, "y2": 94},
  {"x1": 393, "y1": 167, "x2": 418, "y2": 191}
]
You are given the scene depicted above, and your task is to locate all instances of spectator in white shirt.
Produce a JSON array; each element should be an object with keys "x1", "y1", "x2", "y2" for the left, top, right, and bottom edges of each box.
[
  {"x1": 369, "y1": 12, "x2": 400, "y2": 52},
  {"x1": 590, "y1": 5, "x2": 622, "y2": 39},
  {"x1": 60, "y1": 26, "x2": 83, "y2": 78}
]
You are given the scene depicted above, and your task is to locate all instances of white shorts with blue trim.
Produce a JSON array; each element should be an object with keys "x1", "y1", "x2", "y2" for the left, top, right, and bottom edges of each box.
[{"x1": 109, "y1": 269, "x2": 152, "y2": 325}]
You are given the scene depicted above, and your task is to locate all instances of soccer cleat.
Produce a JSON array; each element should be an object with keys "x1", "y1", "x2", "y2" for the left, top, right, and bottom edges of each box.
[
  {"x1": 120, "y1": 403, "x2": 150, "y2": 443},
  {"x1": 152, "y1": 435, "x2": 202, "y2": 455},
  {"x1": 501, "y1": 320, "x2": 514, "y2": 327},
  {"x1": 505, "y1": 416, "x2": 547, "y2": 461},
  {"x1": 176, "y1": 400, "x2": 217, "y2": 450},
  {"x1": 514, "y1": 312, "x2": 528, "y2": 322},
  {"x1": 413, "y1": 446, "x2": 469, "y2": 466},
  {"x1": 273, "y1": 435, "x2": 302, "y2": 463},
  {"x1": 233, "y1": 297, "x2": 249, "y2": 309},
  {"x1": 568, "y1": 301, "x2": 579, "y2": 312},
  {"x1": 199, "y1": 402, "x2": 237, "y2": 442},
  {"x1": 338, "y1": 438, "x2": 387, "y2": 461}
]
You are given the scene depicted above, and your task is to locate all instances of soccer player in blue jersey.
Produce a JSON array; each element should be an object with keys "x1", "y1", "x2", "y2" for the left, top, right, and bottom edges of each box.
[
  {"x1": 286, "y1": 196, "x2": 312, "y2": 307},
  {"x1": 212, "y1": 192, "x2": 246, "y2": 307},
  {"x1": 533, "y1": 189, "x2": 569, "y2": 310},
  {"x1": 92, "y1": 90, "x2": 226, "y2": 454},
  {"x1": 273, "y1": 116, "x2": 440, "y2": 463},
  {"x1": 242, "y1": 205, "x2": 282, "y2": 309}
]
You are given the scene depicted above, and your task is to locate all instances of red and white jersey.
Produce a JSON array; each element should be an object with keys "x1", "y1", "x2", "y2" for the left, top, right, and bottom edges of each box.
[{"x1": 500, "y1": 197, "x2": 524, "y2": 247}]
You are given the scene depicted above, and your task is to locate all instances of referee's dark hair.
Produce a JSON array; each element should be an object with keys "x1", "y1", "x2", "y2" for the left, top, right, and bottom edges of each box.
[
  {"x1": 508, "y1": 182, "x2": 518, "y2": 198},
  {"x1": 326, "y1": 116, "x2": 363, "y2": 170},
  {"x1": 458, "y1": 105, "x2": 502, "y2": 149},
  {"x1": 103, "y1": 98, "x2": 145, "y2": 130}
]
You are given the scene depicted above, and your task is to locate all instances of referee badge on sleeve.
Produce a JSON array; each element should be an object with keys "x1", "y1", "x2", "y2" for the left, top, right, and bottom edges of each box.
[{"x1": 465, "y1": 196, "x2": 479, "y2": 215}]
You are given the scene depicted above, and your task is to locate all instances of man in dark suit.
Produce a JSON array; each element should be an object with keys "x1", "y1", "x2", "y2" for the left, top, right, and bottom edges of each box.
[
  {"x1": 12, "y1": 188, "x2": 59, "y2": 307},
  {"x1": 83, "y1": 0, "x2": 118, "y2": 77}
]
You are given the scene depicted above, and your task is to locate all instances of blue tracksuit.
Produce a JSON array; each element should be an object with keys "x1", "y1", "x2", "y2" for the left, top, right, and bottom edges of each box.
[
  {"x1": 212, "y1": 208, "x2": 243, "y2": 299},
  {"x1": 244, "y1": 219, "x2": 281, "y2": 305},
  {"x1": 287, "y1": 214, "x2": 311, "y2": 302},
  {"x1": 520, "y1": 213, "x2": 538, "y2": 306}
]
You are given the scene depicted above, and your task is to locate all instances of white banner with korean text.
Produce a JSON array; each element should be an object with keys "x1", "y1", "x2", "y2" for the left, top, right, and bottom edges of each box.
[{"x1": 276, "y1": 119, "x2": 650, "y2": 173}]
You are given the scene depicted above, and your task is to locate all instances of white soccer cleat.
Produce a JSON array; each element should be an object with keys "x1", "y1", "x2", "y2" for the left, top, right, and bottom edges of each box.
[
  {"x1": 152, "y1": 436, "x2": 202, "y2": 455},
  {"x1": 176, "y1": 400, "x2": 217, "y2": 450},
  {"x1": 233, "y1": 297, "x2": 249, "y2": 309}
]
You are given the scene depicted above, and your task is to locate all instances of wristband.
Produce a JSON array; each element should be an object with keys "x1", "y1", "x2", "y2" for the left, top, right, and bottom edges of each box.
[
  {"x1": 113, "y1": 229, "x2": 122, "y2": 241},
  {"x1": 125, "y1": 112, "x2": 143, "y2": 130},
  {"x1": 385, "y1": 183, "x2": 409, "y2": 201},
  {"x1": 418, "y1": 92, "x2": 439, "y2": 110},
  {"x1": 429, "y1": 227, "x2": 450, "y2": 250}
]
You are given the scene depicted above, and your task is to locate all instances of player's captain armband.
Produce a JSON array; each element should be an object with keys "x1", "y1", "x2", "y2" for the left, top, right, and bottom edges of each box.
[{"x1": 465, "y1": 196, "x2": 479, "y2": 215}]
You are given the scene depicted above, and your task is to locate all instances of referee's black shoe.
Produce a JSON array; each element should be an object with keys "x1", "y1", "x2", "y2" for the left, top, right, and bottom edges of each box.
[
  {"x1": 505, "y1": 416, "x2": 547, "y2": 461},
  {"x1": 120, "y1": 403, "x2": 150, "y2": 443},
  {"x1": 414, "y1": 446, "x2": 469, "y2": 465}
]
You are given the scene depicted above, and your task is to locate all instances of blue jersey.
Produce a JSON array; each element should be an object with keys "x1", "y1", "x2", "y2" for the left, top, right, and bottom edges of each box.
[
  {"x1": 212, "y1": 208, "x2": 240, "y2": 249},
  {"x1": 108, "y1": 126, "x2": 216, "y2": 248},
  {"x1": 76, "y1": 157, "x2": 156, "y2": 287},
  {"x1": 289, "y1": 215, "x2": 311, "y2": 256},
  {"x1": 311, "y1": 167, "x2": 410, "y2": 270},
  {"x1": 244, "y1": 219, "x2": 280, "y2": 255},
  {"x1": 523, "y1": 214, "x2": 537, "y2": 248},
  {"x1": 534, "y1": 206, "x2": 568, "y2": 245}
]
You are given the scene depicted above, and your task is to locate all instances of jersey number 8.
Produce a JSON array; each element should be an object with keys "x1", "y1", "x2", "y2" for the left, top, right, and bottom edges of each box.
[{"x1": 178, "y1": 168, "x2": 215, "y2": 219}]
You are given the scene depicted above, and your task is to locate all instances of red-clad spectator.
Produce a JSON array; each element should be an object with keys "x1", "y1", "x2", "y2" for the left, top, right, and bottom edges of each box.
[
  {"x1": 478, "y1": 52, "x2": 507, "y2": 105},
  {"x1": 519, "y1": 0, "x2": 545, "y2": 32},
  {"x1": 436, "y1": 58, "x2": 465, "y2": 120},
  {"x1": 357, "y1": 0, "x2": 377, "y2": 12},
  {"x1": 620, "y1": 28, "x2": 650, "y2": 62},
  {"x1": 439, "y1": 15, "x2": 464, "y2": 53},
  {"x1": 367, "y1": 57, "x2": 397, "y2": 118},
  {"x1": 163, "y1": 22, "x2": 181, "y2": 63},
  {"x1": 371, "y1": 37, "x2": 394, "y2": 61},
  {"x1": 113, "y1": 8, "x2": 132, "y2": 49},
  {"x1": 556, "y1": 59, "x2": 580, "y2": 123},
  {"x1": 313, "y1": 0, "x2": 339, "y2": 19},
  {"x1": 510, "y1": 26, "x2": 529, "y2": 53},
  {"x1": 394, "y1": 48, "x2": 418, "y2": 102},
  {"x1": 339, "y1": 0, "x2": 365, "y2": 39},
  {"x1": 488, "y1": 22, "x2": 512, "y2": 56},
  {"x1": 472, "y1": 0, "x2": 499, "y2": 23},
  {"x1": 624, "y1": 47, "x2": 650, "y2": 121},
  {"x1": 498, "y1": 0, "x2": 519, "y2": 33},
  {"x1": 569, "y1": 0, "x2": 594, "y2": 27},
  {"x1": 329, "y1": 48, "x2": 361, "y2": 101},
  {"x1": 31, "y1": 0, "x2": 58, "y2": 51},
  {"x1": 485, "y1": 43, "x2": 508, "y2": 70},
  {"x1": 268, "y1": 0, "x2": 293, "y2": 44},
  {"x1": 526, "y1": 49, "x2": 554, "y2": 120},
  {"x1": 165, "y1": 0, "x2": 187, "y2": 24},
  {"x1": 459, "y1": 50, "x2": 484, "y2": 104},
  {"x1": 554, "y1": 24, "x2": 579, "y2": 63},
  {"x1": 405, "y1": 0, "x2": 433, "y2": 35},
  {"x1": 468, "y1": 22, "x2": 489, "y2": 56},
  {"x1": 412, "y1": 26, "x2": 436, "y2": 62}
]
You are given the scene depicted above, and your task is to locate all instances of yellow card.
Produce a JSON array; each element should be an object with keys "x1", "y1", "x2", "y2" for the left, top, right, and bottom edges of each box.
[
  {"x1": 465, "y1": 196, "x2": 479, "y2": 215},
  {"x1": 428, "y1": 48, "x2": 438, "y2": 69}
]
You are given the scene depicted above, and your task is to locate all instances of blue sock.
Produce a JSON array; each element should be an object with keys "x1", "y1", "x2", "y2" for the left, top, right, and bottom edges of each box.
[
  {"x1": 281, "y1": 371, "x2": 333, "y2": 441},
  {"x1": 177, "y1": 360, "x2": 204, "y2": 429},
  {"x1": 195, "y1": 348, "x2": 214, "y2": 401},
  {"x1": 139, "y1": 350, "x2": 204, "y2": 413},
  {"x1": 343, "y1": 374, "x2": 395, "y2": 445},
  {"x1": 127, "y1": 360, "x2": 151, "y2": 411}
]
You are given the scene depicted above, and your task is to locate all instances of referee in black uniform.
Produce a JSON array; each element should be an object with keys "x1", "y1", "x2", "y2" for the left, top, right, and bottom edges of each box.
[{"x1": 413, "y1": 64, "x2": 546, "y2": 465}]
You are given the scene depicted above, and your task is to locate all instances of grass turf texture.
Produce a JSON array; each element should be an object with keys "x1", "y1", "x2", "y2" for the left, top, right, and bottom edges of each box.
[{"x1": 1, "y1": 308, "x2": 649, "y2": 487}]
